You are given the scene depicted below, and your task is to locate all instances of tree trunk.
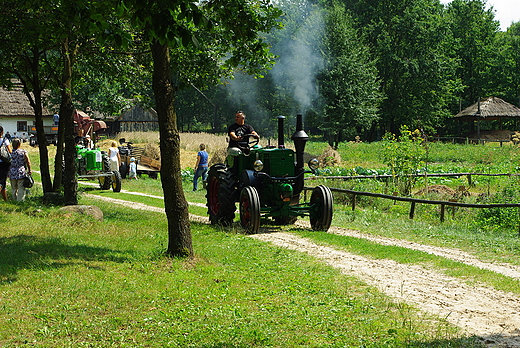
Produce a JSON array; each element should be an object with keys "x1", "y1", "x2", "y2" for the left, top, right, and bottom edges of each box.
[
  {"x1": 151, "y1": 40, "x2": 193, "y2": 258},
  {"x1": 20, "y1": 48, "x2": 53, "y2": 192},
  {"x1": 52, "y1": 109, "x2": 65, "y2": 191},
  {"x1": 61, "y1": 38, "x2": 78, "y2": 205}
]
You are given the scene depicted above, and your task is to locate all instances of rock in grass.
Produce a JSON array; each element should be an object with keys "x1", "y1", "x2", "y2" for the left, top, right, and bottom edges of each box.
[{"x1": 58, "y1": 205, "x2": 104, "y2": 222}]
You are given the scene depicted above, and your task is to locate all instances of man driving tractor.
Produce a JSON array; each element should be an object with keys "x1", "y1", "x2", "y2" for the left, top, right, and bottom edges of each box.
[{"x1": 227, "y1": 110, "x2": 260, "y2": 155}]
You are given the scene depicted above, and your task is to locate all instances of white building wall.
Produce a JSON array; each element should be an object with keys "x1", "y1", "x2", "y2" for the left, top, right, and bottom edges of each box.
[{"x1": 0, "y1": 116, "x2": 53, "y2": 140}]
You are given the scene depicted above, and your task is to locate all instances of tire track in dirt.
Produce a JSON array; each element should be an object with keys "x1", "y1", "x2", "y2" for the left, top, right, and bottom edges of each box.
[
  {"x1": 295, "y1": 220, "x2": 520, "y2": 281},
  {"x1": 251, "y1": 232, "x2": 520, "y2": 347},
  {"x1": 87, "y1": 194, "x2": 520, "y2": 347}
]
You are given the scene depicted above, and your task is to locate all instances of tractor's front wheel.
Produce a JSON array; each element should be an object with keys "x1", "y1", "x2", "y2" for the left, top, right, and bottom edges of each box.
[
  {"x1": 310, "y1": 185, "x2": 333, "y2": 231},
  {"x1": 99, "y1": 174, "x2": 112, "y2": 190},
  {"x1": 240, "y1": 186, "x2": 261, "y2": 234},
  {"x1": 111, "y1": 170, "x2": 122, "y2": 192},
  {"x1": 206, "y1": 164, "x2": 237, "y2": 226},
  {"x1": 99, "y1": 155, "x2": 112, "y2": 190}
]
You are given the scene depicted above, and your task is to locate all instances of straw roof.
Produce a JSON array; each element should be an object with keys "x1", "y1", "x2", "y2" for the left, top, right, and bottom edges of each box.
[
  {"x1": 453, "y1": 96, "x2": 520, "y2": 121},
  {"x1": 0, "y1": 80, "x2": 52, "y2": 117}
]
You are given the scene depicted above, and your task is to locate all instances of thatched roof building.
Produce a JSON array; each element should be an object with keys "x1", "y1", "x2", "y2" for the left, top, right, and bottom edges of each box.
[
  {"x1": 451, "y1": 97, "x2": 520, "y2": 139},
  {"x1": 453, "y1": 96, "x2": 520, "y2": 121},
  {"x1": 0, "y1": 81, "x2": 53, "y2": 136}
]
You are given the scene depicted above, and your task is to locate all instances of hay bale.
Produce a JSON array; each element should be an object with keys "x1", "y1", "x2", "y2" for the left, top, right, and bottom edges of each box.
[
  {"x1": 318, "y1": 146, "x2": 341, "y2": 167},
  {"x1": 143, "y1": 143, "x2": 161, "y2": 160},
  {"x1": 209, "y1": 147, "x2": 228, "y2": 166}
]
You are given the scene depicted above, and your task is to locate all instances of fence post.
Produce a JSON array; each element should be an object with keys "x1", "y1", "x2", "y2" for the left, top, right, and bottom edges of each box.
[
  {"x1": 351, "y1": 193, "x2": 356, "y2": 211},
  {"x1": 409, "y1": 201, "x2": 416, "y2": 219},
  {"x1": 440, "y1": 204, "x2": 445, "y2": 222},
  {"x1": 467, "y1": 174, "x2": 473, "y2": 187}
]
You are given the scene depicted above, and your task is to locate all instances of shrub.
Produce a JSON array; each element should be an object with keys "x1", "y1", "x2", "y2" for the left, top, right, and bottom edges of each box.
[
  {"x1": 381, "y1": 125, "x2": 427, "y2": 196},
  {"x1": 477, "y1": 179, "x2": 520, "y2": 231}
]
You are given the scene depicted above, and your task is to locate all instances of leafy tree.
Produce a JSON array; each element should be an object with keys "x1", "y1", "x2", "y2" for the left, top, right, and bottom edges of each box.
[
  {"x1": 490, "y1": 22, "x2": 520, "y2": 107},
  {"x1": 317, "y1": 1, "x2": 381, "y2": 147},
  {"x1": 0, "y1": 1, "x2": 134, "y2": 200},
  {"x1": 345, "y1": 0, "x2": 461, "y2": 135},
  {"x1": 445, "y1": 0, "x2": 500, "y2": 107},
  {"x1": 121, "y1": 0, "x2": 282, "y2": 257},
  {"x1": 381, "y1": 125, "x2": 426, "y2": 196},
  {"x1": 0, "y1": 1, "x2": 60, "y2": 193}
]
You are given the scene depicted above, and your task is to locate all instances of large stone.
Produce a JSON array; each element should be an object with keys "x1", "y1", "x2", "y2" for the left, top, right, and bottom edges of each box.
[{"x1": 58, "y1": 205, "x2": 104, "y2": 221}]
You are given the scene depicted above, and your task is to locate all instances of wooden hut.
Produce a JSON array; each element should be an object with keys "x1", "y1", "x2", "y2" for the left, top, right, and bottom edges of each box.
[
  {"x1": 107, "y1": 105, "x2": 159, "y2": 134},
  {"x1": 452, "y1": 97, "x2": 520, "y2": 139}
]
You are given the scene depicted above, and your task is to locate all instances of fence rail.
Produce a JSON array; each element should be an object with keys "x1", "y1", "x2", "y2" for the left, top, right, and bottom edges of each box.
[
  {"x1": 303, "y1": 186, "x2": 520, "y2": 235},
  {"x1": 306, "y1": 172, "x2": 520, "y2": 186}
]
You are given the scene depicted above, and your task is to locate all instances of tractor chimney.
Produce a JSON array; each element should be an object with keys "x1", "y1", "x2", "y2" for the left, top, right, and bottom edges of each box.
[
  {"x1": 291, "y1": 114, "x2": 309, "y2": 175},
  {"x1": 277, "y1": 116, "x2": 285, "y2": 149}
]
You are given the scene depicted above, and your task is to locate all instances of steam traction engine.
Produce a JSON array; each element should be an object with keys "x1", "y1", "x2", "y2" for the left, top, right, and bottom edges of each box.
[{"x1": 206, "y1": 114, "x2": 333, "y2": 233}]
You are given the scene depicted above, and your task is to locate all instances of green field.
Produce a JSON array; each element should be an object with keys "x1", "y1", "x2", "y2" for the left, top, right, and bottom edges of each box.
[{"x1": 3, "y1": 139, "x2": 520, "y2": 347}]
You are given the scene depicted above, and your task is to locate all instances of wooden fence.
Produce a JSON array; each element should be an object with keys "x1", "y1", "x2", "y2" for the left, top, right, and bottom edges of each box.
[
  {"x1": 306, "y1": 172, "x2": 520, "y2": 187},
  {"x1": 303, "y1": 186, "x2": 520, "y2": 236}
]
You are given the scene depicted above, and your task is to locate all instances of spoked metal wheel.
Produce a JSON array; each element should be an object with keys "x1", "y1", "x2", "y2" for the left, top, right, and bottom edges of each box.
[
  {"x1": 310, "y1": 185, "x2": 333, "y2": 231},
  {"x1": 239, "y1": 186, "x2": 261, "y2": 234}
]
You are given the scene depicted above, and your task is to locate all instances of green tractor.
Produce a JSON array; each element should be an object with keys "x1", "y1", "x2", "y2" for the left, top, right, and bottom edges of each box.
[
  {"x1": 206, "y1": 115, "x2": 333, "y2": 233},
  {"x1": 75, "y1": 145, "x2": 122, "y2": 192}
]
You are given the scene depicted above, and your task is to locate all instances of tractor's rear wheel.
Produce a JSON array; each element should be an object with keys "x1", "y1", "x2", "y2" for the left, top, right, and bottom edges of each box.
[
  {"x1": 310, "y1": 185, "x2": 333, "y2": 231},
  {"x1": 206, "y1": 164, "x2": 237, "y2": 226},
  {"x1": 239, "y1": 186, "x2": 261, "y2": 234},
  {"x1": 119, "y1": 163, "x2": 128, "y2": 178}
]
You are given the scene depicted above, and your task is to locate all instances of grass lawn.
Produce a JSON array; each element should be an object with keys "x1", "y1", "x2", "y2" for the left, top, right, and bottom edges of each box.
[
  {"x1": 5, "y1": 137, "x2": 519, "y2": 347},
  {"x1": 0, "y1": 196, "x2": 482, "y2": 347}
]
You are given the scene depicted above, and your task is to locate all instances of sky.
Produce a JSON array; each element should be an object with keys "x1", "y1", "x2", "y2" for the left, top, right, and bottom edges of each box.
[{"x1": 440, "y1": 0, "x2": 520, "y2": 31}]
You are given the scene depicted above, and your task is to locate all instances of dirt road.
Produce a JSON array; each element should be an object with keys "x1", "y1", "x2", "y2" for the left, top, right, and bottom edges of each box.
[{"x1": 89, "y1": 194, "x2": 520, "y2": 347}]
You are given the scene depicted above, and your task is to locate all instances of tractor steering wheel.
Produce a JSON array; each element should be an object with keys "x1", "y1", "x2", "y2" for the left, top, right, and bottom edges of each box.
[{"x1": 243, "y1": 134, "x2": 259, "y2": 147}]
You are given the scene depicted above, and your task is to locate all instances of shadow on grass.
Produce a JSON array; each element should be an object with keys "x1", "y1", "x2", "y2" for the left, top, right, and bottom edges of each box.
[{"x1": 0, "y1": 234, "x2": 133, "y2": 284}]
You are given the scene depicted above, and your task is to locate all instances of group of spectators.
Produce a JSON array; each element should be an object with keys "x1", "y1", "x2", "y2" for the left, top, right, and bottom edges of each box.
[
  {"x1": 0, "y1": 110, "x2": 259, "y2": 200},
  {"x1": 0, "y1": 126, "x2": 32, "y2": 202}
]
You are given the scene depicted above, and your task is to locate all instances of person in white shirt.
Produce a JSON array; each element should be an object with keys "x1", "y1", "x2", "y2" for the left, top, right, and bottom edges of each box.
[{"x1": 108, "y1": 141, "x2": 121, "y2": 172}]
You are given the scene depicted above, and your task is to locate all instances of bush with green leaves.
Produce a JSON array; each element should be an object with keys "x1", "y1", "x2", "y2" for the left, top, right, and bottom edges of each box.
[
  {"x1": 477, "y1": 179, "x2": 520, "y2": 231},
  {"x1": 381, "y1": 125, "x2": 427, "y2": 196}
]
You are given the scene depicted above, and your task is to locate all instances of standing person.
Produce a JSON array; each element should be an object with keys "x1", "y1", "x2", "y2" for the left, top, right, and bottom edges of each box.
[
  {"x1": 9, "y1": 138, "x2": 31, "y2": 202},
  {"x1": 128, "y1": 157, "x2": 138, "y2": 180},
  {"x1": 108, "y1": 140, "x2": 121, "y2": 172},
  {"x1": 227, "y1": 110, "x2": 259, "y2": 154},
  {"x1": 84, "y1": 135, "x2": 93, "y2": 149},
  {"x1": 193, "y1": 144, "x2": 209, "y2": 191},
  {"x1": 0, "y1": 126, "x2": 12, "y2": 201},
  {"x1": 53, "y1": 112, "x2": 60, "y2": 125}
]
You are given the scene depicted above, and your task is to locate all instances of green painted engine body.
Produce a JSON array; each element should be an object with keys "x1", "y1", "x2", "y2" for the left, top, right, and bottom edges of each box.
[
  {"x1": 76, "y1": 146, "x2": 103, "y2": 171},
  {"x1": 227, "y1": 145, "x2": 306, "y2": 219}
]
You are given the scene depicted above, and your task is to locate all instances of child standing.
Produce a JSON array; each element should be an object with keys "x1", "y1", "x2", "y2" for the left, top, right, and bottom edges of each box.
[{"x1": 129, "y1": 157, "x2": 138, "y2": 180}]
